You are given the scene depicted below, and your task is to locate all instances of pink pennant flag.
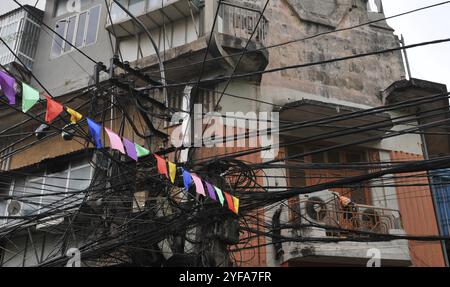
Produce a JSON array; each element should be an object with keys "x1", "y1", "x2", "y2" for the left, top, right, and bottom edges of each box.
[
  {"x1": 191, "y1": 173, "x2": 206, "y2": 197},
  {"x1": 104, "y1": 128, "x2": 125, "y2": 154}
]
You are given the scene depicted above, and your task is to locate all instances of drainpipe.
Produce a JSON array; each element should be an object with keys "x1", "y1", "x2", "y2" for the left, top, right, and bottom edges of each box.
[{"x1": 420, "y1": 130, "x2": 450, "y2": 266}]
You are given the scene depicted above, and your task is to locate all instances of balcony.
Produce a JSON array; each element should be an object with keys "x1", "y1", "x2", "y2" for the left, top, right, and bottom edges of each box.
[
  {"x1": 127, "y1": 0, "x2": 269, "y2": 84},
  {"x1": 269, "y1": 191, "x2": 411, "y2": 267},
  {"x1": 0, "y1": 5, "x2": 43, "y2": 74},
  {"x1": 297, "y1": 194, "x2": 403, "y2": 234},
  {"x1": 106, "y1": 0, "x2": 202, "y2": 38},
  {"x1": 218, "y1": 0, "x2": 268, "y2": 46}
]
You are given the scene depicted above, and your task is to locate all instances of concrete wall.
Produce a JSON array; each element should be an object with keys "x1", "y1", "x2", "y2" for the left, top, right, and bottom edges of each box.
[
  {"x1": 211, "y1": 0, "x2": 405, "y2": 114},
  {"x1": 31, "y1": 0, "x2": 113, "y2": 97}
]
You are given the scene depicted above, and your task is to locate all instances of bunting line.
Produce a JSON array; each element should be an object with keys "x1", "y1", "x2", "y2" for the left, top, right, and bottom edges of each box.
[{"x1": 1, "y1": 79, "x2": 239, "y2": 215}]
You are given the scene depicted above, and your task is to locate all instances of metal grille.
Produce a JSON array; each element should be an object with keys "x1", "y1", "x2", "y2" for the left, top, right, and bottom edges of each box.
[{"x1": 0, "y1": 9, "x2": 42, "y2": 70}]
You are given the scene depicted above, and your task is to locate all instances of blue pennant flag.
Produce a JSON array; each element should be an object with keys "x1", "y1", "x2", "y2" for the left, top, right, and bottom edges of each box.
[
  {"x1": 182, "y1": 168, "x2": 192, "y2": 191},
  {"x1": 87, "y1": 118, "x2": 103, "y2": 149}
]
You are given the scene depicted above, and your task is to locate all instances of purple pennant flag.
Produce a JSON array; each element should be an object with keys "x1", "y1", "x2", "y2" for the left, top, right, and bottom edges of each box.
[
  {"x1": 0, "y1": 70, "x2": 16, "y2": 105},
  {"x1": 205, "y1": 182, "x2": 217, "y2": 201},
  {"x1": 123, "y1": 138, "x2": 138, "y2": 161}
]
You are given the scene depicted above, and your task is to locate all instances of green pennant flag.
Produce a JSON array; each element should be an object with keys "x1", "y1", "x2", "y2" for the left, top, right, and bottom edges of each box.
[
  {"x1": 214, "y1": 186, "x2": 225, "y2": 206},
  {"x1": 22, "y1": 83, "x2": 40, "y2": 112},
  {"x1": 135, "y1": 143, "x2": 150, "y2": 158}
]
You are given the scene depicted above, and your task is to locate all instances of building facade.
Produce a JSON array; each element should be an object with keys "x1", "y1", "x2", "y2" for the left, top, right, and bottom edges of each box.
[{"x1": 0, "y1": 0, "x2": 448, "y2": 267}]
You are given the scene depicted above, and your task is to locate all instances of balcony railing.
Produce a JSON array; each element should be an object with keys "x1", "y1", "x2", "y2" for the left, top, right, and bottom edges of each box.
[
  {"x1": 219, "y1": 0, "x2": 268, "y2": 46},
  {"x1": 296, "y1": 195, "x2": 403, "y2": 236}
]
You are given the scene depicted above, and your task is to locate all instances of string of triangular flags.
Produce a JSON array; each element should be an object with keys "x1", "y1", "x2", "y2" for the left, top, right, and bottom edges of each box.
[{"x1": 0, "y1": 71, "x2": 239, "y2": 215}]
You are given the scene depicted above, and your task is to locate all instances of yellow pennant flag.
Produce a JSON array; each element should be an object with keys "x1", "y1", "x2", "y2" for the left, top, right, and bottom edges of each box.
[
  {"x1": 168, "y1": 161, "x2": 177, "y2": 184},
  {"x1": 232, "y1": 196, "x2": 239, "y2": 214},
  {"x1": 67, "y1": 107, "x2": 83, "y2": 124}
]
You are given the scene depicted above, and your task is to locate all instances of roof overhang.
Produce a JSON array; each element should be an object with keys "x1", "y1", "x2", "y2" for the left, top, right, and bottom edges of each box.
[
  {"x1": 382, "y1": 78, "x2": 448, "y2": 113},
  {"x1": 279, "y1": 99, "x2": 393, "y2": 143},
  {"x1": 382, "y1": 78, "x2": 450, "y2": 157},
  {"x1": 134, "y1": 33, "x2": 268, "y2": 84}
]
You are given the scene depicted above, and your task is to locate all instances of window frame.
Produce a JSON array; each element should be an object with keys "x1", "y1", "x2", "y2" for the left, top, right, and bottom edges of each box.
[
  {"x1": 50, "y1": 4, "x2": 102, "y2": 59},
  {"x1": 85, "y1": 5, "x2": 101, "y2": 46},
  {"x1": 1, "y1": 159, "x2": 93, "y2": 220}
]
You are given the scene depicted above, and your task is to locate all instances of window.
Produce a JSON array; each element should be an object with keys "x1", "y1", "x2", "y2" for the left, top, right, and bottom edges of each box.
[
  {"x1": 110, "y1": 0, "x2": 128, "y2": 22},
  {"x1": 86, "y1": 5, "x2": 101, "y2": 45},
  {"x1": 3, "y1": 159, "x2": 93, "y2": 218},
  {"x1": 18, "y1": 16, "x2": 41, "y2": 70},
  {"x1": 109, "y1": 0, "x2": 164, "y2": 22},
  {"x1": 64, "y1": 16, "x2": 77, "y2": 53},
  {"x1": 346, "y1": 152, "x2": 363, "y2": 163},
  {"x1": 327, "y1": 151, "x2": 340, "y2": 163},
  {"x1": 129, "y1": 0, "x2": 146, "y2": 16},
  {"x1": 194, "y1": 87, "x2": 218, "y2": 113},
  {"x1": 311, "y1": 153, "x2": 325, "y2": 163},
  {"x1": 51, "y1": 5, "x2": 101, "y2": 58},
  {"x1": 75, "y1": 12, "x2": 87, "y2": 47},
  {"x1": 148, "y1": 0, "x2": 163, "y2": 11},
  {"x1": 51, "y1": 19, "x2": 66, "y2": 57},
  {"x1": 0, "y1": 19, "x2": 21, "y2": 66}
]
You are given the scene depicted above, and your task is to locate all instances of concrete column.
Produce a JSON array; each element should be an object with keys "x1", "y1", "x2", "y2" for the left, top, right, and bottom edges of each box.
[{"x1": 204, "y1": 0, "x2": 220, "y2": 34}]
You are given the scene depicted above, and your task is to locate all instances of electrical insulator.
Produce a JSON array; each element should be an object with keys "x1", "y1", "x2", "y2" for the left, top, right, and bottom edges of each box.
[
  {"x1": 61, "y1": 123, "x2": 76, "y2": 141},
  {"x1": 35, "y1": 123, "x2": 50, "y2": 140}
]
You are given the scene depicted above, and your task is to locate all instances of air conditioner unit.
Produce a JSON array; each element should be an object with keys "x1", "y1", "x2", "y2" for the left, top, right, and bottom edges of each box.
[
  {"x1": 299, "y1": 190, "x2": 337, "y2": 224},
  {"x1": 7, "y1": 200, "x2": 42, "y2": 218},
  {"x1": 7, "y1": 200, "x2": 22, "y2": 217},
  {"x1": 7, "y1": 200, "x2": 65, "y2": 230}
]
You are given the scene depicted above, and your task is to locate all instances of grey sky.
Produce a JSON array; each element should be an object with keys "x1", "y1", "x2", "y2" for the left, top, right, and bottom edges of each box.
[
  {"x1": 383, "y1": 0, "x2": 450, "y2": 89},
  {"x1": 1, "y1": 0, "x2": 450, "y2": 89}
]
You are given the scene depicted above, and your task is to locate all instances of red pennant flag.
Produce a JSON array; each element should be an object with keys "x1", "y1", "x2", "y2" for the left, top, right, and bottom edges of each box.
[
  {"x1": 154, "y1": 154, "x2": 169, "y2": 179},
  {"x1": 45, "y1": 96, "x2": 64, "y2": 123},
  {"x1": 224, "y1": 192, "x2": 235, "y2": 213}
]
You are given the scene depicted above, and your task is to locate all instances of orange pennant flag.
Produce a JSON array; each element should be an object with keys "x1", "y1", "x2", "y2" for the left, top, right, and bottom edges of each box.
[
  {"x1": 224, "y1": 192, "x2": 235, "y2": 213},
  {"x1": 45, "y1": 96, "x2": 64, "y2": 123},
  {"x1": 154, "y1": 154, "x2": 169, "y2": 179}
]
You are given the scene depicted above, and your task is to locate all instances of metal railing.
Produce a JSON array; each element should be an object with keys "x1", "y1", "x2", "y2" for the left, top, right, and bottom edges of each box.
[{"x1": 296, "y1": 196, "x2": 403, "y2": 236}]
